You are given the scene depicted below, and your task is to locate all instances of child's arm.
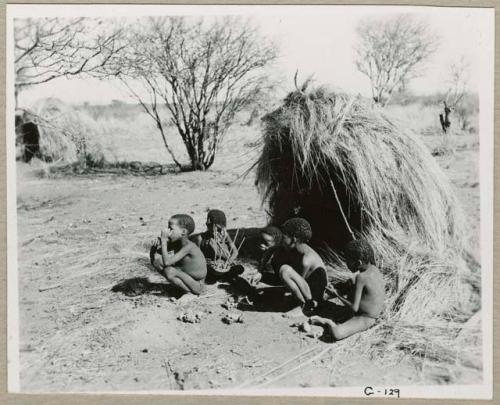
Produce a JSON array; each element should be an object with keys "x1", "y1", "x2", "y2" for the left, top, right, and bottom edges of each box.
[
  {"x1": 160, "y1": 244, "x2": 191, "y2": 267},
  {"x1": 334, "y1": 277, "x2": 364, "y2": 313},
  {"x1": 159, "y1": 230, "x2": 189, "y2": 268},
  {"x1": 350, "y1": 278, "x2": 364, "y2": 313},
  {"x1": 192, "y1": 234, "x2": 202, "y2": 247},
  {"x1": 301, "y1": 256, "x2": 317, "y2": 278},
  {"x1": 258, "y1": 248, "x2": 274, "y2": 273}
]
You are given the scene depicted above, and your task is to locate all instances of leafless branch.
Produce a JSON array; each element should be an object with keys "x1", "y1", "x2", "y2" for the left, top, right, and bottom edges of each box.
[
  {"x1": 14, "y1": 17, "x2": 126, "y2": 94},
  {"x1": 355, "y1": 14, "x2": 438, "y2": 106},
  {"x1": 115, "y1": 16, "x2": 277, "y2": 171}
]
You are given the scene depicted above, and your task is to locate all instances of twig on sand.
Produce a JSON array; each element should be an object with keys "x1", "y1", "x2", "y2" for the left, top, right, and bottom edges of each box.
[
  {"x1": 85, "y1": 283, "x2": 117, "y2": 293},
  {"x1": 22, "y1": 237, "x2": 36, "y2": 246},
  {"x1": 163, "y1": 360, "x2": 173, "y2": 390},
  {"x1": 39, "y1": 283, "x2": 62, "y2": 292},
  {"x1": 118, "y1": 295, "x2": 143, "y2": 301},
  {"x1": 197, "y1": 292, "x2": 225, "y2": 300}
]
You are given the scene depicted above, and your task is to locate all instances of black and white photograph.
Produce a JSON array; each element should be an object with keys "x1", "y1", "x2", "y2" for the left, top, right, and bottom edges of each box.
[{"x1": 6, "y1": 4, "x2": 493, "y2": 398}]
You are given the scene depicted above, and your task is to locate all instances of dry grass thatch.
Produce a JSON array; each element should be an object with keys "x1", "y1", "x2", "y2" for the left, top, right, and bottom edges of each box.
[
  {"x1": 255, "y1": 86, "x2": 481, "y2": 371},
  {"x1": 28, "y1": 98, "x2": 105, "y2": 166}
]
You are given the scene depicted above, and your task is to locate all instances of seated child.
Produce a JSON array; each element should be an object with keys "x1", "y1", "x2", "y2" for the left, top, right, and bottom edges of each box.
[
  {"x1": 310, "y1": 239, "x2": 385, "y2": 341},
  {"x1": 193, "y1": 209, "x2": 243, "y2": 281},
  {"x1": 277, "y1": 218, "x2": 328, "y2": 316},
  {"x1": 249, "y1": 226, "x2": 283, "y2": 286},
  {"x1": 150, "y1": 214, "x2": 207, "y2": 296}
]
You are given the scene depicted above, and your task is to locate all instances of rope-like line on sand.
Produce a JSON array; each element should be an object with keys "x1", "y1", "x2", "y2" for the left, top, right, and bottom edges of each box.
[
  {"x1": 236, "y1": 345, "x2": 320, "y2": 388},
  {"x1": 254, "y1": 345, "x2": 334, "y2": 388}
]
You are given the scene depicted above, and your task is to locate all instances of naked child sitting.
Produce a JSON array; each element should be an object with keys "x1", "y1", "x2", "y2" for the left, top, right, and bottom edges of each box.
[
  {"x1": 310, "y1": 239, "x2": 385, "y2": 340},
  {"x1": 150, "y1": 214, "x2": 207, "y2": 296},
  {"x1": 278, "y1": 218, "x2": 329, "y2": 316}
]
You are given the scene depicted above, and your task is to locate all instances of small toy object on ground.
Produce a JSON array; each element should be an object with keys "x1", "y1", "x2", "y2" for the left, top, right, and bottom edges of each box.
[
  {"x1": 177, "y1": 311, "x2": 202, "y2": 323},
  {"x1": 221, "y1": 297, "x2": 237, "y2": 310},
  {"x1": 222, "y1": 312, "x2": 244, "y2": 324}
]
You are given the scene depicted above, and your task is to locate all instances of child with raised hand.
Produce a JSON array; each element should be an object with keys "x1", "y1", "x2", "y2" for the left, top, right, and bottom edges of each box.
[
  {"x1": 278, "y1": 218, "x2": 328, "y2": 316},
  {"x1": 310, "y1": 239, "x2": 385, "y2": 341},
  {"x1": 150, "y1": 214, "x2": 207, "y2": 296},
  {"x1": 193, "y1": 209, "x2": 243, "y2": 281}
]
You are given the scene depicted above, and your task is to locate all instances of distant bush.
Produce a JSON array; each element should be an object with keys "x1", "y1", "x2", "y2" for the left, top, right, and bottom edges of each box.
[
  {"x1": 388, "y1": 91, "x2": 479, "y2": 134},
  {"x1": 76, "y1": 102, "x2": 155, "y2": 121},
  {"x1": 390, "y1": 91, "x2": 478, "y2": 109},
  {"x1": 453, "y1": 94, "x2": 479, "y2": 132}
]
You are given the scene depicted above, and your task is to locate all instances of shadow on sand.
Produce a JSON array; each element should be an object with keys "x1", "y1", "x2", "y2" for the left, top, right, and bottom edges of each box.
[
  {"x1": 111, "y1": 277, "x2": 184, "y2": 299},
  {"x1": 220, "y1": 276, "x2": 354, "y2": 321}
]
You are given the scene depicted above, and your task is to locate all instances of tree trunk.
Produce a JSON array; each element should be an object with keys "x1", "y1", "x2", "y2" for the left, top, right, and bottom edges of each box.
[
  {"x1": 191, "y1": 157, "x2": 206, "y2": 171},
  {"x1": 186, "y1": 144, "x2": 208, "y2": 171},
  {"x1": 439, "y1": 102, "x2": 451, "y2": 134},
  {"x1": 184, "y1": 128, "x2": 218, "y2": 171},
  {"x1": 188, "y1": 148, "x2": 215, "y2": 171}
]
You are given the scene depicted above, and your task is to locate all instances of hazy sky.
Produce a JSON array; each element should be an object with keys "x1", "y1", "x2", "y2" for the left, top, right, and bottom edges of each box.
[{"x1": 9, "y1": 5, "x2": 493, "y2": 106}]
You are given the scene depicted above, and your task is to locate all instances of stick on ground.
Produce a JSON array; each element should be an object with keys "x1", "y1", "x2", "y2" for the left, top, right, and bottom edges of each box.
[{"x1": 39, "y1": 284, "x2": 62, "y2": 292}]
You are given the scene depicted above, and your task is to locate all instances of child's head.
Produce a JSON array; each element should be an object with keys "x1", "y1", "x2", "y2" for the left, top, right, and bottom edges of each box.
[
  {"x1": 259, "y1": 226, "x2": 282, "y2": 251},
  {"x1": 168, "y1": 214, "x2": 196, "y2": 241},
  {"x1": 344, "y1": 239, "x2": 375, "y2": 272},
  {"x1": 281, "y1": 218, "x2": 312, "y2": 249},
  {"x1": 206, "y1": 209, "x2": 227, "y2": 234}
]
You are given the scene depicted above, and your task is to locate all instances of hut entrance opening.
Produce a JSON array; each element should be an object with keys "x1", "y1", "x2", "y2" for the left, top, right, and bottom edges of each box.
[{"x1": 267, "y1": 138, "x2": 363, "y2": 252}]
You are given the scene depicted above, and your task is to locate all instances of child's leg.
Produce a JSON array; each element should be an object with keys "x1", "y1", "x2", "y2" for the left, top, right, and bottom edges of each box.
[
  {"x1": 163, "y1": 267, "x2": 204, "y2": 295},
  {"x1": 279, "y1": 265, "x2": 312, "y2": 304},
  {"x1": 149, "y1": 237, "x2": 162, "y2": 265},
  {"x1": 260, "y1": 271, "x2": 282, "y2": 286},
  {"x1": 151, "y1": 255, "x2": 165, "y2": 273},
  {"x1": 305, "y1": 267, "x2": 328, "y2": 303},
  {"x1": 150, "y1": 244, "x2": 156, "y2": 265},
  {"x1": 310, "y1": 315, "x2": 376, "y2": 341}
]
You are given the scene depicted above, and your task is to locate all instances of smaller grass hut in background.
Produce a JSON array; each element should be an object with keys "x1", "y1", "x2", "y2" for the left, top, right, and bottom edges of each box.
[
  {"x1": 20, "y1": 98, "x2": 105, "y2": 167},
  {"x1": 256, "y1": 86, "x2": 481, "y2": 373}
]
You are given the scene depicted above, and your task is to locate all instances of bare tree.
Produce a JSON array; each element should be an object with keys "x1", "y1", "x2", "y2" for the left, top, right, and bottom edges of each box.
[
  {"x1": 445, "y1": 56, "x2": 470, "y2": 107},
  {"x1": 116, "y1": 17, "x2": 277, "y2": 171},
  {"x1": 14, "y1": 17, "x2": 125, "y2": 108},
  {"x1": 440, "y1": 56, "x2": 471, "y2": 133},
  {"x1": 355, "y1": 14, "x2": 438, "y2": 106}
]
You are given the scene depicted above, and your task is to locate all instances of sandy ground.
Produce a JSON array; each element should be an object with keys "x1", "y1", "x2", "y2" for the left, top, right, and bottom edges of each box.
[{"x1": 14, "y1": 126, "x2": 481, "y2": 392}]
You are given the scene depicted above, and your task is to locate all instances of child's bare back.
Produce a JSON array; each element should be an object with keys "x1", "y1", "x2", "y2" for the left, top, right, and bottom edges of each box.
[
  {"x1": 356, "y1": 264, "x2": 384, "y2": 319},
  {"x1": 311, "y1": 239, "x2": 385, "y2": 341}
]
